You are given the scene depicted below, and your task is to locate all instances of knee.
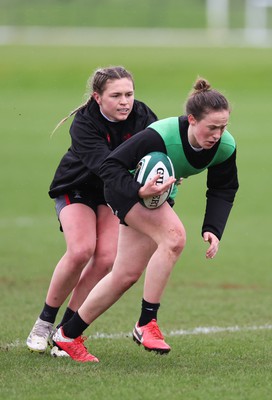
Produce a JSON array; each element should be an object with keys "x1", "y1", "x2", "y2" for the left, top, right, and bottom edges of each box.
[
  {"x1": 93, "y1": 250, "x2": 117, "y2": 276},
  {"x1": 68, "y1": 245, "x2": 94, "y2": 269},
  {"x1": 166, "y1": 225, "x2": 186, "y2": 259}
]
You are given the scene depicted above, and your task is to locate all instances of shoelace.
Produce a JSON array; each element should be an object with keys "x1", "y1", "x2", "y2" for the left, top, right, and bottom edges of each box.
[
  {"x1": 69, "y1": 336, "x2": 89, "y2": 357},
  {"x1": 32, "y1": 321, "x2": 52, "y2": 338},
  {"x1": 146, "y1": 322, "x2": 164, "y2": 340}
]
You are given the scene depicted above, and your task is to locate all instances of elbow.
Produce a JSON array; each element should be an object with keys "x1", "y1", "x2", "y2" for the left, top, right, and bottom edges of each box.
[{"x1": 99, "y1": 160, "x2": 109, "y2": 181}]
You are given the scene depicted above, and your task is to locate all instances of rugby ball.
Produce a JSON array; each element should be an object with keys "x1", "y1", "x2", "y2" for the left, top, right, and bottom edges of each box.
[{"x1": 134, "y1": 152, "x2": 175, "y2": 209}]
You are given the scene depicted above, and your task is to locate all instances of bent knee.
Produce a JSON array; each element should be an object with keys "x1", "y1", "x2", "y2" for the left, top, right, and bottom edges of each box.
[
  {"x1": 166, "y1": 226, "x2": 186, "y2": 256},
  {"x1": 93, "y1": 252, "x2": 116, "y2": 274},
  {"x1": 68, "y1": 246, "x2": 94, "y2": 268}
]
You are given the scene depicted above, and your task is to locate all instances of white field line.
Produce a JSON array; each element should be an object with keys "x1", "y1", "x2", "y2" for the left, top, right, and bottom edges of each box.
[
  {"x1": 90, "y1": 324, "x2": 272, "y2": 339},
  {"x1": 1, "y1": 26, "x2": 272, "y2": 47},
  {"x1": 4, "y1": 324, "x2": 272, "y2": 350}
]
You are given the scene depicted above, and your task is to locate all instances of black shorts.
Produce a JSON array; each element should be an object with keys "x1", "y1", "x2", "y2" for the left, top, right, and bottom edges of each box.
[
  {"x1": 104, "y1": 186, "x2": 139, "y2": 225},
  {"x1": 104, "y1": 186, "x2": 175, "y2": 225},
  {"x1": 54, "y1": 187, "x2": 107, "y2": 230}
]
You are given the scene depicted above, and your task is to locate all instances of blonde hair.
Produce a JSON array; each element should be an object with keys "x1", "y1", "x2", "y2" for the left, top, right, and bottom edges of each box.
[{"x1": 51, "y1": 66, "x2": 134, "y2": 136}]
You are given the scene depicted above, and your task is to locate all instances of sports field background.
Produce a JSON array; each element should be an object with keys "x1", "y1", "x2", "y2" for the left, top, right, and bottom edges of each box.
[
  {"x1": 0, "y1": 0, "x2": 252, "y2": 28},
  {"x1": 1, "y1": 2, "x2": 272, "y2": 400}
]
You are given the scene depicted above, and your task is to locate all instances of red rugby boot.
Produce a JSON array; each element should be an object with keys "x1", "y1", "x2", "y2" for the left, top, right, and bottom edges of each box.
[{"x1": 133, "y1": 319, "x2": 171, "y2": 354}]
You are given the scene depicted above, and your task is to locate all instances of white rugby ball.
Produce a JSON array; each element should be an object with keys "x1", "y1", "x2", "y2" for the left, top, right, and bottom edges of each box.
[{"x1": 134, "y1": 151, "x2": 175, "y2": 209}]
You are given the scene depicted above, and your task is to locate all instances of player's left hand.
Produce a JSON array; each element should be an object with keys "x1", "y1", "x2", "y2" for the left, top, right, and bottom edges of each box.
[{"x1": 203, "y1": 232, "x2": 219, "y2": 259}]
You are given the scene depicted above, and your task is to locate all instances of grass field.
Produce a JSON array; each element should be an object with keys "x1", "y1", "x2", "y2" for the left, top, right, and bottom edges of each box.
[
  {"x1": 0, "y1": 0, "x2": 247, "y2": 28},
  {"x1": 1, "y1": 44, "x2": 272, "y2": 399}
]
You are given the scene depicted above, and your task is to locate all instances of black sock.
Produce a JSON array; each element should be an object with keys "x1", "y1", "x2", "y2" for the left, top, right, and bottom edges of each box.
[
  {"x1": 57, "y1": 307, "x2": 75, "y2": 328},
  {"x1": 62, "y1": 311, "x2": 89, "y2": 339},
  {"x1": 39, "y1": 303, "x2": 60, "y2": 324},
  {"x1": 138, "y1": 298, "x2": 160, "y2": 327}
]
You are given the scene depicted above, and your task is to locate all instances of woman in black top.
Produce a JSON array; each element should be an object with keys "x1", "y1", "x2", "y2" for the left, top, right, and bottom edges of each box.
[
  {"x1": 51, "y1": 78, "x2": 239, "y2": 363},
  {"x1": 26, "y1": 66, "x2": 157, "y2": 355}
]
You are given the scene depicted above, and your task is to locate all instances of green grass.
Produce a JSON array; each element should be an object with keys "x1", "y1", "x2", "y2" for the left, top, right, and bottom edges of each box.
[
  {"x1": 1, "y1": 45, "x2": 272, "y2": 399},
  {"x1": 0, "y1": 0, "x2": 248, "y2": 29},
  {"x1": 1, "y1": 333, "x2": 272, "y2": 400},
  {"x1": 3, "y1": 0, "x2": 272, "y2": 30}
]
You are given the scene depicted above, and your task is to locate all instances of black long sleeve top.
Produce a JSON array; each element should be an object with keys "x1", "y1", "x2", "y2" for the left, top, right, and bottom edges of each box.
[
  {"x1": 49, "y1": 98, "x2": 157, "y2": 198},
  {"x1": 99, "y1": 116, "x2": 239, "y2": 240}
]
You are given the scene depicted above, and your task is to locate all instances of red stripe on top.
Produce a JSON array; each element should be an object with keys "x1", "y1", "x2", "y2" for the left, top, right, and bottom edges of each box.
[{"x1": 64, "y1": 194, "x2": 71, "y2": 205}]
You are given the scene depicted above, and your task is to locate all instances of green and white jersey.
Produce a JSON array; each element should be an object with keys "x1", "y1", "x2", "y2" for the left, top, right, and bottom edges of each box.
[
  {"x1": 100, "y1": 115, "x2": 239, "y2": 240},
  {"x1": 149, "y1": 117, "x2": 235, "y2": 180}
]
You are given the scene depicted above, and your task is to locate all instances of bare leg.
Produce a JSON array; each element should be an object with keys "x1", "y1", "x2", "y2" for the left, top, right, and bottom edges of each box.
[
  {"x1": 67, "y1": 205, "x2": 119, "y2": 311},
  {"x1": 45, "y1": 204, "x2": 97, "y2": 307},
  {"x1": 78, "y1": 225, "x2": 156, "y2": 324},
  {"x1": 27, "y1": 203, "x2": 98, "y2": 353},
  {"x1": 77, "y1": 202, "x2": 185, "y2": 325},
  {"x1": 126, "y1": 203, "x2": 186, "y2": 303}
]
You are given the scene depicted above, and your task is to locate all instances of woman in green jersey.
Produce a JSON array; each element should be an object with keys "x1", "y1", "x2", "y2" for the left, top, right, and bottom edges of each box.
[{"x1": 51, "y1": 77, "x2": 239, "y2": 363}]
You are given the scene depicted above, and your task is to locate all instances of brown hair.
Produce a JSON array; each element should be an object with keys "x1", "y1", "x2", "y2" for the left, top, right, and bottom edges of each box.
[
  {"x1": 90, "y1": 66, "x2": 134, "y2": 95},
  {"x1": 51, "y1": 66, "x2": 134, "y2": 135},
  {"x1": 185, "y1": 77, "x2": 230, "y2": 121}
]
